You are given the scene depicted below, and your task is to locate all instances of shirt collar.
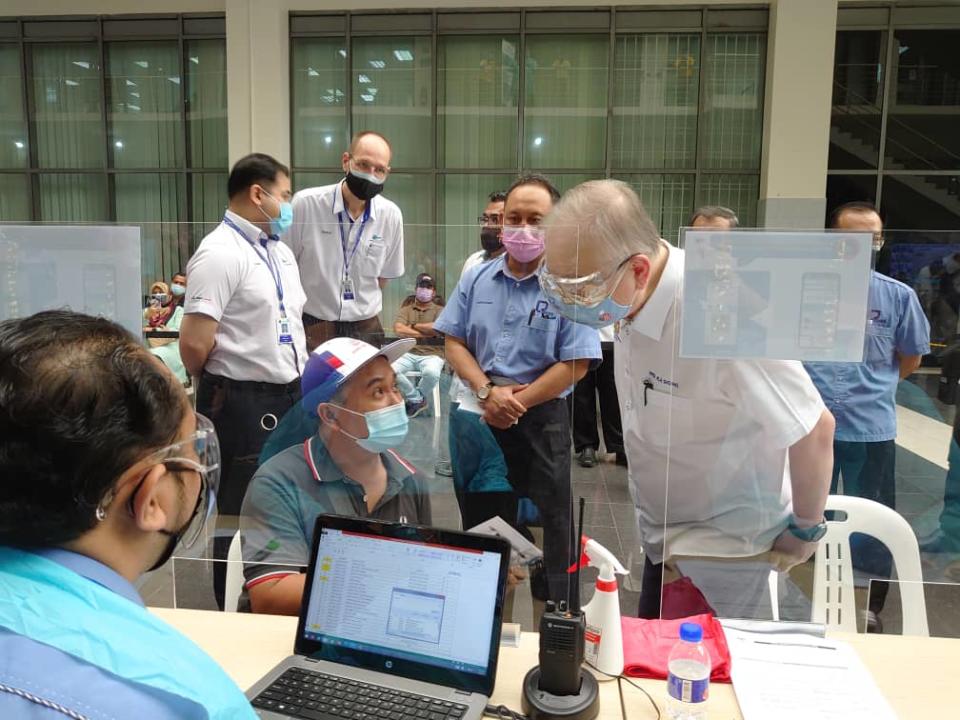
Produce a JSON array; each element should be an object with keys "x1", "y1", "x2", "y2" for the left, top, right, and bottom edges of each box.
[
  {"x1": 34, "y1": 548, "x2": 144, "y2": 607},
  {"x1": 305, "y1": 436, "x2": 413, "y2": 489},
  {"x1": 628, "y1": 240, "x2": 682, "y2": 341},
  {"x1": 223, "y1": 209, "x2": 274, "y2": 244},
  {"x1": 333, "y1": 181, "x2": 377, "y2": 222},
  {"x1": 493, "y1": 254, "x2": 542, "y2": 282}
]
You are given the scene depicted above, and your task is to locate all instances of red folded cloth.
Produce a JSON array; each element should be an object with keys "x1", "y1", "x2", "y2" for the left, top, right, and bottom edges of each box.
[{"x1": 621, "y1": 612, "x2": 732, "y2": 683}]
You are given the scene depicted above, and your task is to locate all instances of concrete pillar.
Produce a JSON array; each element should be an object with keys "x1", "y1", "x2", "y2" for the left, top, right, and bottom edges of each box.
[
  {"x1": 759, "y1": 0, "x2": 838, "y2": 228},
  {"x1": 226, "y1": 0, "x2": 290, "y2": 166}
]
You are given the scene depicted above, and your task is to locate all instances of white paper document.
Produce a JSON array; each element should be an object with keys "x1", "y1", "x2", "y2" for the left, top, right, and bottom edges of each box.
[
  {"x1": 725, "y1": 628, "x2": 897, "y2": 720},
  {"x1": 455, "y1": 383, "x2": 484, "y2": 415},
  {"x1": 468, "y1": 516, "x2": 543, "y2": 566}
]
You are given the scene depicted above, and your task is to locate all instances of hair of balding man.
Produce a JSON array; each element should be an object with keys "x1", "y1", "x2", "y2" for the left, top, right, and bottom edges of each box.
[
  {"x1": 829, "y1": 200, "x2": 881, "y2": 229},
  {"x1": 348, "y1": 130, "x2": 392, "y2": 155},
  {"x1": 547, "y1": 179, "x2": 660, "y2": 257},
  {"x1": 689, "y1": 205, "x2": 739, "y2": 228}
]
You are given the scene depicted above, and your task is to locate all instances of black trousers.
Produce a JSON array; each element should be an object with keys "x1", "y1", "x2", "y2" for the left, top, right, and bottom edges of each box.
[
  {"x1": 570, "y1": 342, "x2": 623, "y2": 455},
  {"x1": 196, "y1": 372, "x2": 301, "y2": 608},
  {"x1": 488, "y1": 398, "x2": 575, "y2": 602}
]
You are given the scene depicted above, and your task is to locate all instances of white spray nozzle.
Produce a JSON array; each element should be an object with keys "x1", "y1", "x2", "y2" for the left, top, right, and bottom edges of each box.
[{"x1": 582, "y1": 536, "x2": 628, "y2": 577}]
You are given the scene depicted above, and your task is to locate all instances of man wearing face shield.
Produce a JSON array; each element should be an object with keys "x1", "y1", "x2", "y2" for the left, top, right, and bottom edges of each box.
[
  {"x1": 287, "y1": 131, "x2": 405, "y2": 351},
  {"x1": 240, "y1": 337, "x2": 433, "y2": 616},
  {"x1": 540, "y1": 180, "x2": 836, "y2": 619},
  {"x1": 0, "y1": 311, "x2": 255, "y2": 719}
]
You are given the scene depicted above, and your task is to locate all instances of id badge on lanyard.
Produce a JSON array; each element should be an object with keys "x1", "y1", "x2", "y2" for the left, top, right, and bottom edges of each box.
[
  {"x1": 339, "y1": 205, "x2": 369, "y2": 302},
  {"x1": 342, "y1": 276, "x2": 356, "y2": 301},
  {"x1": 277, "y1": 310, "x2": 293, "y2": 345}
]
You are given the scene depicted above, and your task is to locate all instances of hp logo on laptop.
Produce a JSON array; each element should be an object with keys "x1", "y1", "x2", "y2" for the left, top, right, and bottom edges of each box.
[{"x1": 385, "y1": 661, "x2": 393, "y2": 669}]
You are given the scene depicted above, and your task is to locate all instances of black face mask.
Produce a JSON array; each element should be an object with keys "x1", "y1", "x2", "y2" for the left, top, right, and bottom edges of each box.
[
  {"x1": 144, "y1": 478, "x2": 204, "y2": 573},
  {"x1": 344, "y1": 170, "x2": 385, "y2": 202},
  {"x1": 480, "y1": 226, "x2": 502, "y2": 255}
]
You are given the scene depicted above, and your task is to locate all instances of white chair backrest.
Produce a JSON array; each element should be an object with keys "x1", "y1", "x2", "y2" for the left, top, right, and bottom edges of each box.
[
  {"x1": 224, "y1": 531, "x2": 244, "y2": 613},
  {"x1": 812, "y1": 495, "x2": 929, "y2": 635}
]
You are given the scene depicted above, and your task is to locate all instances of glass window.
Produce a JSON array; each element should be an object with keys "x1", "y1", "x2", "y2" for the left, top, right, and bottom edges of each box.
[
  {"x1": 612, "y1": 34, "x2": 700, "y2": 170},
  {"x1": 438, "y1": 35, "x2": 519, "y2": 169},
  {"x1": 187, "y1": 39, "x2": 228, "y2": 169},
  {"x1": 886, "y1": 30, "x2": 960, "y2": 170},
  {"x1": 190, "y1": 172, "x2": 227, "y2": 249},
  {"x1": 524, "y1": 35, "x2": 608, "y2": 170},
  {"x1": 830, "y1": 31, "x2": 884, "y2": 170},
  {"x1": 615, "y1": 173, "x2": 695, "y2": 244},
  {"x1": 826, "y1": 174, "x2": 877, "y2": 218},
  {"x1": 881, "y1": 174, "x2": 960, "y2": 231},
  {"x1": 0, "y1": 44, "x2": 27, "y2": 169},
  {"x1": 0, "y1": 174, "x2": 30, "y2": 220},
  {"x1": 351, "y1": 37, "x2": 432, "y2": 169},
  {"x1": 107, "y1": 41, "x2": 183, "y2": 169},
  {"x1": 114, "y1": 173, "x2": 186, "y2": 287},
  {"x1": 697, "y1": 174, "x2": 759, "y2": 227},
  {"x1": 38, "y1": 173, "x2": 107, "y2": 221},
  {"x1": 31, "y1": 43, "x2": 105, "y2": 169},
  {"x1": 293, "y1": 171, "x2": 343, "y2": 194},
  {"x1": 440, "y1": 173, "x2": 513, "y2": 291},
  {"x1": 291, "y1": 38, "x2": 348, "y2": 169},
  {"x1": 700, "y1": 33, "x2": 765, "y2": 171}
]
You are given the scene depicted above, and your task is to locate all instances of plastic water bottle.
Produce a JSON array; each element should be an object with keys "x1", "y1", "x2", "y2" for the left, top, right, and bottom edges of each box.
[{"x1": 666, "y1": 622, "x2": 711, "y2": 720}]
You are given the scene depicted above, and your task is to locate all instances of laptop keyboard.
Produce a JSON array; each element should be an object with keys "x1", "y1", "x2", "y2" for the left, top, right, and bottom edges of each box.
[{"x1": 251, "y1": 667, "x2": 471, "y2": 720}]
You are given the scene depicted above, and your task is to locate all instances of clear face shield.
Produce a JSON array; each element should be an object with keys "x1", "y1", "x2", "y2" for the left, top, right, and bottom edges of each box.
[{"x1": 140, "y1": 412, "x2": 221, "y2": 549}]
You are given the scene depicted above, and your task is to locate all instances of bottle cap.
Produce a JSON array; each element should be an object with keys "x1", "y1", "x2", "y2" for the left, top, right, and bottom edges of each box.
[{"x1": 679, "y1": 622, "x2": 703, "y2": 643}]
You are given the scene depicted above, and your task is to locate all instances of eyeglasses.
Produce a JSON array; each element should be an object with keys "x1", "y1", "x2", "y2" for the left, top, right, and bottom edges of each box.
[
  {"x1": 477, "y1": 214, "x2": 503, "y2": 226},
  {"x1": 540, "y1": 257, "x2": 632, "y2": 307},
  {"x1": 349, "y1": 156, "x2": 390, "y2": 179}
]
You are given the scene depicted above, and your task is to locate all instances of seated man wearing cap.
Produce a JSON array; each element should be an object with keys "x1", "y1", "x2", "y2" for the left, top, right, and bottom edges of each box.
[
  {"x1": 240, "y1": 337, "x2": 433, "y2": 615},
  {"x1": 393, "y1": 272, "x2": 446, "y2": 417}
]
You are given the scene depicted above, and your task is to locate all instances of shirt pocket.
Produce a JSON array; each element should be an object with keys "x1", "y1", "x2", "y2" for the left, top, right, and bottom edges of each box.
[
  {"x1": 359, "y1": 238, "x2": 387, "y2": 276},
  {"x1": 864, "y1": 315, "x2": 895, "y2": 365},
  {"x1": 515, "y1": 315, "x2": 559, "y2": 367},
  {"x1": 639, "y1": 389, "x2": 694, "y2": 448}
]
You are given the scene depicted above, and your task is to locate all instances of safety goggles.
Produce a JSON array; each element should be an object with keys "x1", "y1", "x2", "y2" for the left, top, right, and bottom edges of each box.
[
  {"x1": 140, "y1": 412, "x2": 221, "y2": 549},
  {"x1": 539, "y1": 256, "x2": 632, "y2": 308}
]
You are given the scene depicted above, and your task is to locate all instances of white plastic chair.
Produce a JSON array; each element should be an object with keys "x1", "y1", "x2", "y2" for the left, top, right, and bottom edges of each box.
[
  {"x1": 812, "y1": 495, "x2": 929, "y2": 635},
  {"x1": 224, "y1": 531, "x2": 244, "y2": 613}
]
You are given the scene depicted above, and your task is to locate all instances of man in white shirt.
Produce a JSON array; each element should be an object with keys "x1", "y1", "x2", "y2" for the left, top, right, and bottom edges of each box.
[
  {"x1": 180, "y1": 152, "x2": 308, "y2": 608},
  {"x1": 461, "y1": 190, "x2": 506, "y2": 276},
  {"x1": 540, "y1": 180, "x2": 836, "y2": 618},
  {"x1": 287, "y1": 131, "x2": 404, "y2": 350}
]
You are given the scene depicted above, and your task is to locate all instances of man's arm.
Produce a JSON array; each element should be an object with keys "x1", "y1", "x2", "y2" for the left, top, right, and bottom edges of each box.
[
  {"x1": 412, "y1": 321, "x2": 437, "y2": 336},
  {"x1": 179, "y1": 313, "x2": 218, "y2": 378},
  {"x1": 378, "y1": 277, "x2": 389, "y2": 289},
  {"x1": 898, "y1": 353, "x2": 922, "y2": 379},
  {"x1": 394, "y1": 320, "x2": 425, "y2": 338},
  {"x1": 514, "y1": 359, "x2": 590, "y2": 410},
  {"x1": 444, "y1": 335, "x2": 490, "y2": 395},
  {"x1": 248, "y1": 574, "x2": 307, "y2": 616},
  {"x1": 445, "y1": 334, "x2": 525, "y2": 427}
]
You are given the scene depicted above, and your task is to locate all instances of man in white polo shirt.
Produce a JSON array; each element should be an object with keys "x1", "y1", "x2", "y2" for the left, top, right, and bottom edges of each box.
[
  {"x1": 540, "y1": 180, "x2": 836, "y2": 619},
  {"x1": 287, "y1": 130, "x2": 404, "y2": 351},
  {"x1": 180, "y1": 152, "x2": 308, "y2": 608}
]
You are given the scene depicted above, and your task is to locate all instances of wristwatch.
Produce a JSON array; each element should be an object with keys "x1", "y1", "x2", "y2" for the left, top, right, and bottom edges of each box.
[
  {"x1": 476, "y1": 382, "x2": 494, "y2": 401},
  {"x1": 787, "y1": 516, "x2": 828, "y2": 543}
]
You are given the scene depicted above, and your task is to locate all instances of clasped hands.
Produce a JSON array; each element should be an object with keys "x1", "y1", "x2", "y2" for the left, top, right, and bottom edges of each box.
[{"x1": 480, "y1": 384, "x2": 529, "y2": 430}]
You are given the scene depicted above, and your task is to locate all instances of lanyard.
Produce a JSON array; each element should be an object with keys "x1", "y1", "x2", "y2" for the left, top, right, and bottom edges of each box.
[
  {"x1": 338, "y1": 201, "x2": 372, "y2": 278},
  {"x1": 223, "y1": 215, "x2": 287, "y2": 316}
]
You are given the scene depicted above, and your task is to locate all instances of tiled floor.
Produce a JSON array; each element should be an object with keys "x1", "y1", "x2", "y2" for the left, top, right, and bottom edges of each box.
[{"x1": 149, "y1": 370, "x2": 960, "y2": 637}]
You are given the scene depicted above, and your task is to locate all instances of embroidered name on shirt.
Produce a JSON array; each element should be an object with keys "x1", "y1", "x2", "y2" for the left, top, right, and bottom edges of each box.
[
  {"x1": 647, "y1": 370, "x2": 679, "y2": 389},
  {"x1": 869, "y1": 309, "x2": 891, "y2": 328}
]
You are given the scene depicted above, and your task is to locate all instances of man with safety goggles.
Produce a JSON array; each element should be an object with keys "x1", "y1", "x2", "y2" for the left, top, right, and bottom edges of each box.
[
  {"x1": 288, "y1": 130, "x2": 405, "y2": 351},
  {"x1": 540, "y1": 180, "x2": 835, "y2": 620},
  {"x1": 0, "y1": 310, "x2": 254, "y2": 719}
]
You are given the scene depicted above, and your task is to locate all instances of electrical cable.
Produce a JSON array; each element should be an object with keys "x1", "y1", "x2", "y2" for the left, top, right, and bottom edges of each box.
[
  {"x1": 483, "y1": 702, "x2": 528, "y2": 720},
  {"x1": 585, "y1": 661, "x2": 661, "y2": 720}
]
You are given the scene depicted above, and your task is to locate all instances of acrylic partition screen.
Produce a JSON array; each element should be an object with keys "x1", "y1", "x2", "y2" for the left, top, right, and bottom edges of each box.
[
  {"x1": 656, "y1": 228, "x2": 960, "y2": 631},
  {"x1": 0, "y1": 223, "x2": 142, "y2": 338},
  {"x1": 679, "y1": 228, "x2": 873, "y2": 362}
]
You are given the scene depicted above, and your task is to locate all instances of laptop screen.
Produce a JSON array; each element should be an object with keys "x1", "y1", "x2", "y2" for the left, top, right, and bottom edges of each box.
[{"x1": 295, "y1": 517, "x2": 510, "y2": 695}]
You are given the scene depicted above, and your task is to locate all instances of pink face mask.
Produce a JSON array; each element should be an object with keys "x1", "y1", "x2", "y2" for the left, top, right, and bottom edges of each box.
[
  {"x1": 501, "y1": 226, "x2": 545, "y2": 263},
  {"x1": 415, "y1": 287, "x2": 434, "y2": 303}
]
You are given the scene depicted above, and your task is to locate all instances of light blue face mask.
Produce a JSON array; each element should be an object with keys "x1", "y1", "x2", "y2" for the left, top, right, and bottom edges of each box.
[
  {"x1": 333, "y1": 401, "x2": 409, "y2": 453},
  {"x1": 545, "y1": 292, "x2": 632, "y2": 329},
  {"x1": 258, "y1": 188, "x2": 294, "y2": 236}
]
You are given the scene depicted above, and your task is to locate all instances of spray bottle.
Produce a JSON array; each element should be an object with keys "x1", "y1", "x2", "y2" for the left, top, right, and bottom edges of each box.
[{"x1": 569, "y1": 535, "x2": 629, "y2": 681}]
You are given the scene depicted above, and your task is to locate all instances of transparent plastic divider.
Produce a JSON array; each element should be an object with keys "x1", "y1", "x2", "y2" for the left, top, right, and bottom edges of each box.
[{"x1": 867, "y1": 579, "x2": 960, "y2": 638}]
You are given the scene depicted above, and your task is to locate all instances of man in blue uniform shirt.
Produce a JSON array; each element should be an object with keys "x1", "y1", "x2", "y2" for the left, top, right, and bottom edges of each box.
[
  {"x1": 434, "y1": 174, "x2": 602, "y2": 599},
  {"x1": 805, "y1": 202, "x2": 931, "y2": 629},
  {"x1": 0, "y1": 310, "x2": 255, "y2": 719}
]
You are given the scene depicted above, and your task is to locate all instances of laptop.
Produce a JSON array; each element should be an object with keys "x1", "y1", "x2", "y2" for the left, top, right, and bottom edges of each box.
[{"x1": 247, "y1": 514, "x2": 512, "y2": 720}]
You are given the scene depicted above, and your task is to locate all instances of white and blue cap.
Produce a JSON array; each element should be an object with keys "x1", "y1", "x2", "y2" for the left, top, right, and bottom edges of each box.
[{"x1": 300, "y1": 336, "x2": 415, "y2": 415}]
